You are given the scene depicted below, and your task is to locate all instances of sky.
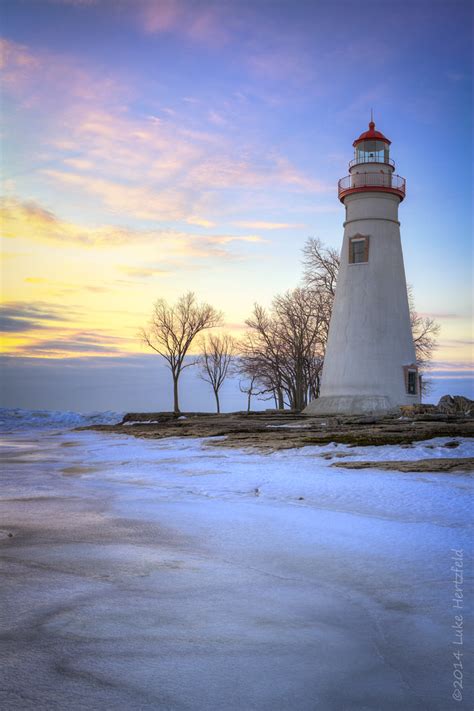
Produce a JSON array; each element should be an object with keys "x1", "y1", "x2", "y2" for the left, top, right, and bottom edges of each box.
[{"x1": 1, "y1": 0, "x2": 472, "y2": 411}]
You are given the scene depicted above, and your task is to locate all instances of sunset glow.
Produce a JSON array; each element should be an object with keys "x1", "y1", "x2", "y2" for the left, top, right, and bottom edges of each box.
[{"x1": 1, "y1": 0, "x2": 472, "y2": 400}]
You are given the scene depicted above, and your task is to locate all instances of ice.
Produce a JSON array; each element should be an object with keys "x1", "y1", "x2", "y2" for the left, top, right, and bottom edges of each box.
[
  {"x1": 0, "y1": 407, "x2": 123, "y2": 432},
  {"x1": 0, "y1": 416, "x2": 473, "y2": 710}
]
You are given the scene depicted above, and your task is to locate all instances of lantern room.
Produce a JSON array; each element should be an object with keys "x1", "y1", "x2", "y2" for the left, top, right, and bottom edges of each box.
[
  {"x1": 338, "y1": 119, "x2": 406, "y2": 202},
  {"x1": 351, "y1": 120, "x2": 392, "y2": 167}
]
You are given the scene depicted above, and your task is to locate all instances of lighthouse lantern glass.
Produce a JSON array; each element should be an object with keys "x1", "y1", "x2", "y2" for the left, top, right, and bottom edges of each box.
[{"x1": 355, "y1": 140, "x2": 390, "y2": 165}]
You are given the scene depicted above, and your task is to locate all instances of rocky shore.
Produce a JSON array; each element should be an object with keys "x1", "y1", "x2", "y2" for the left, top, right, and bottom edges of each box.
[{"x1": 83, "y1": 400, "x2": 474, "y2": 473}]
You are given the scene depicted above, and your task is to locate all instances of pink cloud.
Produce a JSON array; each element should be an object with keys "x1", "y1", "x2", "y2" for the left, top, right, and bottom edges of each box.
[
  {"x1": 140, "y1": 0, "x2": 181, "y2": 32},
  {"x1": 3, "y1": 37, "x2": 331, "y2": 228},
  {"x1": 138, "y1": 0, "x2": 230, "y2": 46},
  {"x1": 234, "y1": 221, "x2": 305, "y2": 230},
  {"x1": 39, "y1": 105, "x2": 330, "y2": 220},
  {"x1": 0, "y1": 37, "x2": 128, "y2": 110},
  {"x1": 42, "y1": 169, "x2": 190, "y2": 221}
]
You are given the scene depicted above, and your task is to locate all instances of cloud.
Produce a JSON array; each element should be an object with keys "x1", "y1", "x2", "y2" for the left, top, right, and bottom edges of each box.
[
  {"x1": 1, "y1": 196, "x2": 133, "y2": 245},
  {"x1": 418, "y1": 312, "x2": 462, "y2": 320},
  {"x1": 431, "y1": 360, "x2": 474, "y2": 374},
  {"x1": 186, "y1": 216, "x2": 216, "y2": 228},
  {"x1": 208, "y1": 110, "x2": 227, "y2": 127},
  {"x1": 0, "y1": 302, "x2": 74, "y2": 333},
  {"x1": 0, "y1": 38, "x2": 126, "y2": 109},
  {"x1": 62, "y1": 157, "x2": 96, "y2": 171},
  {"x1": 24, "y1": 277, "x2": 48, "y2": 285},
  {"x1": 26, "y1": 331, "x2": 126, "y2": 356},
  {"x1": 0, "y1": 301, "x2": 134, "y2": 356},
  {"x1": 2, "y1": 37, "x2": 330, "y2": 227},
  {"x1": 1, "y1": 197, "x2": 266, "y2": 260},
  {"x1": 0, "y1": 37, "x2": 40, "y2": 74},
  {"x1": 118, "y1": 265, "x2": 170, "y2": 279},
  {"x1": 138, "y1": 0, "x2": 230, "y2": 46},
  {"x1": 39, "y1": 108, "x2": 329, "y2": 220},
  {"x1": 440, "y1": 339, "x2": 474, "y2": 348},
  {"x1": 42, "y1": 170, "x2": 190, "y2": 222},
  {"x1": 234, "y1": 220, "x2": 304, "y2": 230}
]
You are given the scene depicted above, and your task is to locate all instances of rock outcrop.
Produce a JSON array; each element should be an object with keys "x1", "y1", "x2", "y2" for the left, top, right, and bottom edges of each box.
[
  {"x1": 83, "y1": 409, "x2": 474, "y2": 453},
  {"x1": 437, "y1": 395, "x2": 473, "y2": 416}
]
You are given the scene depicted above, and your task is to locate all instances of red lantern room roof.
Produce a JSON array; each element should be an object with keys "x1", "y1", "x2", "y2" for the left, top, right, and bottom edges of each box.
[{"x1": 353, "y1": 121, "x2": 391, "y2": 147}]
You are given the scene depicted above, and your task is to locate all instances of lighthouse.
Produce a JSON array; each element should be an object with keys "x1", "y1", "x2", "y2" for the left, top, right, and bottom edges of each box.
[{"x1": 305, "y1": 119, "x2": 420, "y2": 415}]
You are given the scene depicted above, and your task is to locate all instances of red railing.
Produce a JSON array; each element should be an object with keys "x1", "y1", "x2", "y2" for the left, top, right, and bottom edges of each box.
[
  {"x1": 338, "y1": 173, "x2": 406, "y2": 200},
  {"x1": 348, "y1": 156, "x2": 395, "y2": 169}
]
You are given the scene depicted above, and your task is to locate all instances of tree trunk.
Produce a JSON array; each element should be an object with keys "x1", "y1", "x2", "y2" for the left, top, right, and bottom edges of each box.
[
  {"x1": 277, "y1": 387, "x2": 284, "y2": 410},
  {"x1": 173, "y1": 374, "x2": 180, "y2": 414},
  {"x1": 315, "y1": 374, "x2": 321, "y2": 399},
  {"x1": 295, "y1": 363, "x2": 304, "y2": 411},
  {"x1": 247, "y1": 391, "x2": 251, "y2": 413},
  {"x1": 214, "y1": 389, "x2": 220, "y2": 414}
]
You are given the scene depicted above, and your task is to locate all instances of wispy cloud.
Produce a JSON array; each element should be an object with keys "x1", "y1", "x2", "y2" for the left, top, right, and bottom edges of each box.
[
  {"x1": 0, "y1": 37, "x2": 127, "y2": 110},
  {"x1": 26, "y1": 331, "x2": 127, "y2": 356},
  {"x1": 118, "y1": 265, "x2": 170, "y2": 279},
  {"x1": 440, "y1": 339, "x2": 474, "y2": 348},
  {"x1": 0, "y1": 298, "x2": 134, "y2": 356},
  {"x1": 40, "y1": 107, "x2": 329, "y2": 220},
  {"x1": 2, "y1": 196, "x2": 136, "y2": 245},
  {"x1": 418, "y1": 312, "x2": 463, "y2": 320},
  {"x1": 186, "y1": 216, "x2": 216, "y2": 228},
  {"x1": 234, "y1": 220, "x2": 304, "y2": 230},
  {"x1": 431, "y1": 360, "x2": 474, "y2": 374},
  {"x1": 138, "y1": 0, "x2": 230, "y2": 46},
  {"x1": 0, "y1": 301, "x2": 75, "y2": 333},
  {"x1": 42, "y1": 170, "x2": 190, "y2": 222},
  {"x1": 2, "y1": 37, "x2": 329, "y2": 226},
  {"x1": 1, "y1": 197, "x2": 267, "y2": 262}
]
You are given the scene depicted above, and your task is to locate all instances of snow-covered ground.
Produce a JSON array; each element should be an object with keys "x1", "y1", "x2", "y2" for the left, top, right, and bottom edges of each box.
[{"x1": 0, "y1": 410, "x2": 472, "y2": 710}]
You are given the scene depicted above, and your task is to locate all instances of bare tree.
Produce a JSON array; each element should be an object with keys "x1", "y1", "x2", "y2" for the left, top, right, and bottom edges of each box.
[
  {"x1": 141, "y1": 292, "x2": 222, "y2": 413},
  {"x1": 302, "y1": 237, "x2": 340, "y2": 297},
  {"x1": 408, "y1": 286, "x2": 440, "y2": 395},
  {"x1": 238, "y1": 376, "x2": 259, "y2": 413},
  {"x1": 272, "y1": 288, "x2": 331, "y2": 409},
  {"x1": 302, "y1": 239, "x2": 440, "y2": 397},
  {"x1": 241, "y1": 306, "x2": 286, "y2": 408},
  {"x1": 241, "y1": 288, "x2": 330, "y2": 411},
  {"x1": 198, "y1": 333, "x2": 235, "y2": 413}
]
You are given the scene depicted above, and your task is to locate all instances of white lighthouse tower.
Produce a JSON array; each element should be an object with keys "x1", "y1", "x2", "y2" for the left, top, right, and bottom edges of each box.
[{"x1": 305, "y1": 119, "x2": 420, "y2": 415}]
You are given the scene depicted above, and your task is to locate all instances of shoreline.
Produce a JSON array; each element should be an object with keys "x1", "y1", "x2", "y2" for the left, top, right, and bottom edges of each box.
[{"x1": 81, "y1": 410, "x2": 474, "y2": 471}]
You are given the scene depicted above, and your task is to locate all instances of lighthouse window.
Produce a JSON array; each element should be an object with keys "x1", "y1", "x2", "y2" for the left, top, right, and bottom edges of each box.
[
  {"x1": 349, "y1": 235, "x2": 369, "y2": 264},
  {"x1": 355, "y1": 141, "x2": 390, "y2": 165},
  {"x1": 407, "y1": 371, "x2": 417, "y2": 394},
  {"x1": 404, "y1": 365, "x2": 419, "y2": 395}
]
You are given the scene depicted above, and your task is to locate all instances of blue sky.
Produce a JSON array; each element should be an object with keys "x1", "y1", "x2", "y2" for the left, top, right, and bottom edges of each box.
[{"x1": 1, "y1": 0, "x2": 472, "y2": 409}]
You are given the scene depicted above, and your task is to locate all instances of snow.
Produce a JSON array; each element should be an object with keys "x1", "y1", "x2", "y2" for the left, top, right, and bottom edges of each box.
[
  {"x1": 0, "y1": 413, "x2": 473, "y2": 710},
  {"x1": 122, "y1": 419, "x2": 159, "y2": 426},
  {"x1": 266, "y1": 422, "x2": 313, "y2": 428}
]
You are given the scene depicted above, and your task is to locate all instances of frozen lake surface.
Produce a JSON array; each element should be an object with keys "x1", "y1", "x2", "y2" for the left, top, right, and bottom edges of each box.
[{"x1": 0, "y1": 410, "x2": 473, "y2": 710}]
